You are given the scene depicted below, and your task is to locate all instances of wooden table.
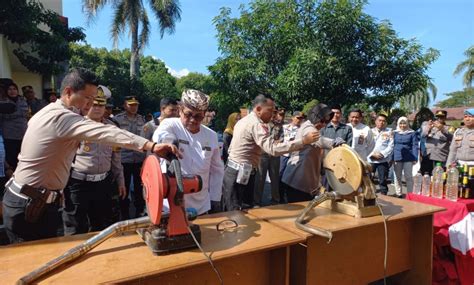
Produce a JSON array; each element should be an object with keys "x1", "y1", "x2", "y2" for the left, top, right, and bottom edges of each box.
[
  {"x1": 1, "y1": 211, "x2": 304, "y2": 284},
  {"x1": 247, "y1": 195, "x2": 445, "y2": 285}
]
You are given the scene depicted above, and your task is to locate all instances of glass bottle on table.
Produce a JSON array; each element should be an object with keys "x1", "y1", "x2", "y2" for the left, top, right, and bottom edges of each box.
[
  {"x1": 442, "y1": 172, "x2": 447, "y2": 198},
  {"x1": 446, "y1": 166, "x2": 459, "y2": 202},
  {"x1": 413, "y1": 172, "x2": 423, "y2": 195},
  {"x1": 468, "y1": 167, "x2": 474, "y2": 198},
  {"x1": 422, "y1": 173, "x2": 431, "y2": 197},
  {"x1": 432, "y1": 163, "x2": 444, "y2": 199},
  {"x1": 463, "y1": 176, "x2": 471, "y2": 199},
  {"x1": 462, "y1": 165, "x2": 470, "y2": 199}
]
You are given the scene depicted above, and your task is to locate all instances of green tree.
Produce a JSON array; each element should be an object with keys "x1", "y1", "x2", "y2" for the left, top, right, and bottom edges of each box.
[
  {"x1": 453, "y1": 46, "x2": 474, "y2": 87},
  {"x1": 140, "y1": 55, "x2": 179, "y2": 112},
  {"x1": 210, "y1": 0, "x2": 438, "y2": 111},
  {"x1": 83, "y1": 0, "x2": 181, "y2": 79},
  {"x1": 69, "y1": 43, "x2": 177, "y2": 114},
  {"x1": 301, "y1": 99, "x2": 319, "y2": 114},
  {"x1": 435, "y1": 88, "x2": 474, "y2": 108},
  {"x1": 175, "y1": 72, "x2": 215, "y2": 94},
  {"x1": 0, "y1": 0, "x2": 85, "y2": 76},
  {"x1": 400, "y1": 80, "x2": 437, "y2": 113}
]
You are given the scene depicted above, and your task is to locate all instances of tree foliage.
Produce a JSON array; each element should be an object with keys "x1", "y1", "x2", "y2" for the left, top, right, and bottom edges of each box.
[
  {"x1": 435, "y1": 88, "x2": 474, "y2": 108},
  {"x1": 176, "y1": 72, "x2": 216, "y2": 94},
  {"x1": 83, "y1": 0, "x2": 181, "y2": 79},
  {"x1": 301, "y1": 99, "x2": 319, "y2": 114},
  {"x1": 69, "y1": 43, "x2": 177, "y2": 114},
  {"x1": 0, "y1": 0, "x2": 85, "y2": 75},
  {"x1": 399, "y1": 80, "x2": 437, "y2": 113},
  {"x1": 210, "y1": 0, "x2": 438, "y2": 111},
  {"x1": 453, "y1": 46, "x2": 474, "y2": 87}
]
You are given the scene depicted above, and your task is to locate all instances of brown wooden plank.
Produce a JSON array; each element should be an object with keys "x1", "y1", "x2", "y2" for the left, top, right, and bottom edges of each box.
[
  {"x1": 247, "y1": 195, "x2": 444, "y2": 238},
  {"x1": 0, "y1": 211, "x2": 304, "y2": 284},
  {"x1": 119, "y1": 250, "x2": 286, "y2": 285}
]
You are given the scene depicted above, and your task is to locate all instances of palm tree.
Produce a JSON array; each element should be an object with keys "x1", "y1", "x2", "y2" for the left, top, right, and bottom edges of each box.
[
  {"x1": 400, "y1": 81, "x2": 437, "y2": 113},
  {"x1": 83, "y1": 0, "x2": 181, "y2": 79},
  {"x1": 453, "y1": 45, "x2": 474, "y2": 87}
]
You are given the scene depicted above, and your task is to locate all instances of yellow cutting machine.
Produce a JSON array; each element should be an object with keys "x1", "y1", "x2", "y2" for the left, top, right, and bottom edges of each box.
[{"x1": 295, "y1": 145, "x2": 381, "y2": 240}]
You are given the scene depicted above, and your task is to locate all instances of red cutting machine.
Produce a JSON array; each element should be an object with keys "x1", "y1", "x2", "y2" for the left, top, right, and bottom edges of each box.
[{"x1": 139, "y1": 154, "x2": 203, "y2": 255}]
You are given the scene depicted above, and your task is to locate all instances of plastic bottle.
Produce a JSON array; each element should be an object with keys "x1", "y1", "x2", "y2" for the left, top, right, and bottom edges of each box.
[
  {"x1": 421, "y1": 173, "x2": 431, "y2": 197},
  {"x1": 431, "y1": 163, "x2": 444, "y2": 199},
  {"x1": 442, "y1": 172, "x2": 447, "y2": 198},
  {"x1": 446, "y1": 166, "x2": 459, "y2": 201},
  {"x1": 413, "y1": 172, "x2": 423, "y2": 195}
]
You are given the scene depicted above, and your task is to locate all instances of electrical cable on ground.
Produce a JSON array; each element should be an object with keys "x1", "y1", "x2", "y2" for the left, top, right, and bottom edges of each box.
[{"x1": 172, "y1": 154, "x2": 223, "y2": 285}]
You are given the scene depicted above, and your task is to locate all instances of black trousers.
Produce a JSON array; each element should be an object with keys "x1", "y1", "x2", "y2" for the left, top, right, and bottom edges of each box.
[
  {"x1": 371, "y1": 162, "x2": 390, "y2": 195},
  {"x1": 222, "y1": 166, "x2": 256, "y2": 211},
  {"x1": 121, "y1": 163, "x2": 145, "y2": 219},
  {"x1": 2, "y1": 188, "x2": 61, "y2": 243},
  {"x1": 62, "y1": 175, "x2": 113, "y2": 235},
  {"x1": 420, "y1": 156, "x2": 445, "y2": 175},
  {"x1": 281, "y1": 182, "x2": 314, "y2": 203},
  {"x1": 4, "y1": 139, "x2": 22, "y2": 170}
]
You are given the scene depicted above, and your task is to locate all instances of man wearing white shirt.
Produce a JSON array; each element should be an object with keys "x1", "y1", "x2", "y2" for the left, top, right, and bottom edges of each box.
[
  {"x1": 349, "y1": 109, "x2": 375, "y2": 161},
  {"x1": 367, "y1": 113, "x2": 393, "y2": 195},
  {"x1": 153, "y1": 89, "x2": 224, "y2": 214}
]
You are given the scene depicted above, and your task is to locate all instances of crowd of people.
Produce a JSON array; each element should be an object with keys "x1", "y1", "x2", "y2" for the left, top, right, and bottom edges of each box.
[{"x1": 0, "y1": 67, "x2": 473, "y2": 245}]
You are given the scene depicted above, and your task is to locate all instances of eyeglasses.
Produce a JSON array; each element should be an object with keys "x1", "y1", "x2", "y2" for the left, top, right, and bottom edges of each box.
[
  {"x1": 182, "y1": 111, "x2": 205, "y2": 121},
  {"x1": 216, "y1": 219, "x2": 239, "y2": 232}
]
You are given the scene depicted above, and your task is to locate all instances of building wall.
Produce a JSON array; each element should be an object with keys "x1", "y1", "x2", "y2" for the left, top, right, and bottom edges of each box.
[
  {"x1": 0, "y1": 36, "x2": 12, "y2": 79},
  {"x1": 11, "y1": 71, "x2": 43, "y2": 99},
  {"x1": 40, "y1": 0, "x2": 63, "y2": 15},
  {"x1": 1, "y1": 1, "x2": 63, "y2": 98}
]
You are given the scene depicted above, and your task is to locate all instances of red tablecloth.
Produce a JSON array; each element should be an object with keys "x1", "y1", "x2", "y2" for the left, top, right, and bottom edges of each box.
[{"x1": 407, "y1": 194, "x2": 474, "y2": 285}]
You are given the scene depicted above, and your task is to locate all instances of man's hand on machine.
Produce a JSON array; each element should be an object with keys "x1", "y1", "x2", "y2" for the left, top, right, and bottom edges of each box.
[
  {"x1": 145, "y1": 142, "x2": 182, "y2": 159},
  {"x1": 302, "y1": 130, "x2": 320, "y2": 145},
  {"x1": 332, "y1": 137, "x2": 346, "y2": 147}
]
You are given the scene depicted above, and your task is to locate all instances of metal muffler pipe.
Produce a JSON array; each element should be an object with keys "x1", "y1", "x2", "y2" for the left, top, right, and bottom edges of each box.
[
  {"x1": 17, "y1": 216, "x2": 151, "y2": 285},
  {"x1": 295, "y1": 192, "x2": 341, "y2": 241}
]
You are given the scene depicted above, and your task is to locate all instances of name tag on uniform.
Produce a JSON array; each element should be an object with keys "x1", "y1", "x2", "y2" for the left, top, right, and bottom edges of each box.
[
  {"x1": 178, "y1": 139, "x2": 189, "y2": 145},
  {"x1": 202, "y1": 146, "x2": 211, "y2": 151}
]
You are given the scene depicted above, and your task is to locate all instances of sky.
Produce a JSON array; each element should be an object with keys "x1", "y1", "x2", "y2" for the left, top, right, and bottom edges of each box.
[{"x1": 63, "y1": 0, "x2": 474, "y2": 105}]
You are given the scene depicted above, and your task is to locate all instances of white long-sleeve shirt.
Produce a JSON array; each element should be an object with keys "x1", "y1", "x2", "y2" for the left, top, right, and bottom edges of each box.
[
  {"x1": 153, "y1": 118, "x2": 224, "y2": 214},
  {"x1": 350, "y1": 123, "x2": 375, "y2": 161}
]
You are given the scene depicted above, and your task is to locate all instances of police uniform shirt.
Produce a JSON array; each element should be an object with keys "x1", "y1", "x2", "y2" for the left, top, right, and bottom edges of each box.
[
  {"x1": 228, "y1": 112, "x2": 304, "y2": 168},
  {"x1": 114, "y1": 112, "x2": 146, "y2": 163},
  {"x1": 71, "y1": 118, "x2": 126, "y2": 187},
  {"x1": 13, "y1": 100, "x2": 149, "y2": 190},
  {"x1": 422, "y1": 121, "x2": 453, "y2": 162},
  {"x1": 0, "y1": 96, "x2": 29, "y2": 140},
  {"x1": 350, "y1": 123, "x2": 375, "y2": 161},
  {"x1": 153, "y1": 118, "x2": 224, "y2": 214},
  {"x1": 367, "y1": 127, "x2": 393, "y2": 164},
  {"x1": 447, "y1": 127, "x2": 474, "y2": 165}
]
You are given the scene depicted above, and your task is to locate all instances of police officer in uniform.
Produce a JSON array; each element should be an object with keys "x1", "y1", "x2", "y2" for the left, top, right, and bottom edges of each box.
[
  {"x1": 421, "y1": 110, "x2": 453, "y2": 173},
  {"x1": 222, "y1": 94, "x2": 320, "y2": 211},
  {"x1": 447, "y1": 108, "x2": 474, "y2": 167},
  {"x1": 1, "y1": 68, "x2": 179, "y2": 243},
  {"x1": 114, "y1": 96, "x2": 146, "y2": 219},
  {"x1": 62, "y1": 87, "x2": 127, "y2": 235}
]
